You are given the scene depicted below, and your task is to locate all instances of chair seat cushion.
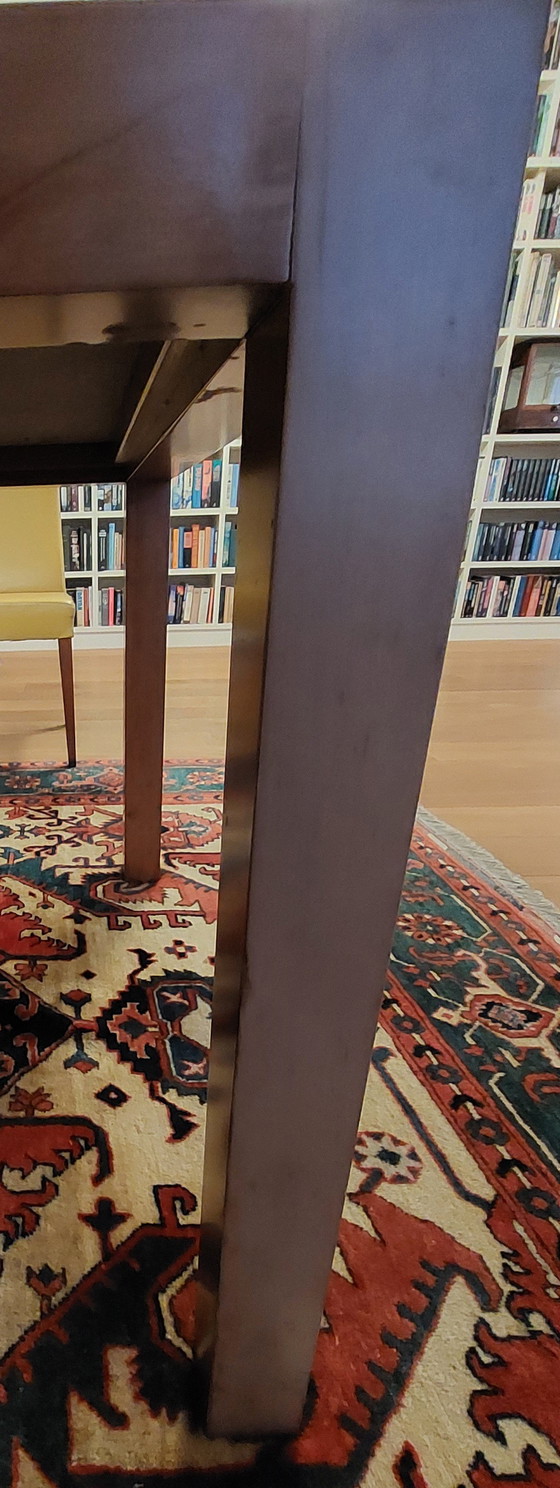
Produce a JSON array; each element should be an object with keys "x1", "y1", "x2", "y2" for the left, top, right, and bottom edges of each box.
[{"x1": 0, "y1": 590, "x2": 75, "y2": 641}]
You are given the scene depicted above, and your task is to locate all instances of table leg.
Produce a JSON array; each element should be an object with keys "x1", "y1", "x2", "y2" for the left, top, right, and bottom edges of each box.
[
  {"x1": 196, "y1": 0, "x2": 543, "y2": 1438},
  {"x1": 124, "y1": 447, "x2": 170, "y2": 883}
]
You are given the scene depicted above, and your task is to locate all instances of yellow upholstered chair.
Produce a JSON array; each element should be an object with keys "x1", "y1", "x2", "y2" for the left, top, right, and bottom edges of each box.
[{"x1": 0, "y1": 486, "x2": 76, "y2": 765}]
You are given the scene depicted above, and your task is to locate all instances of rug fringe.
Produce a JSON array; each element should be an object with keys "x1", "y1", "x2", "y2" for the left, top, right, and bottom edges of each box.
[{"x1": 416, "y1": 806, "x2": 560, "y2": 939}]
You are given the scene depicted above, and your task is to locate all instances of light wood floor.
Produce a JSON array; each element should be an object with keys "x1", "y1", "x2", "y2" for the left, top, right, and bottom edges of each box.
[
  {"x1": 420, "y1": 639, "x2": 560, "y2": 908},
  {"x1": 0, "y1": 646, "x2": 231, "y2": 764},
  {"x1": 0, "y1": 638, "x2": 558, "y2": 908}
]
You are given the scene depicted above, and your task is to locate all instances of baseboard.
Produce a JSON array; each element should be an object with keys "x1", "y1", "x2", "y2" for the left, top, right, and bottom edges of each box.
[{"x1": 0, "y1": 627, "x2": 232, "y2": 652}]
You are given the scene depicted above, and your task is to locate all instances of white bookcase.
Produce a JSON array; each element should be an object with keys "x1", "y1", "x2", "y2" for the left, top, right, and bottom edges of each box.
[
  {"x1": 58, "y1": 439, "x2": 240, "y2": 649},
  {"x1": 60, "y1": 483, "x2": 125, "y2": 643},
  {"x1": 451, "y1": 14, "x2": 560, "y2": 637}
]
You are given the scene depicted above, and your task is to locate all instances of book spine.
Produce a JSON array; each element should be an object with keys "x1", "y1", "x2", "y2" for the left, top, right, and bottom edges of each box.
[
  {"x1": 230, "y1": 465, "x2": 240, "y2": 508},
  {"x1": 521, "y1": 255, "x2": 539, "y2": 325},
  {"x1": 518, "y1": 458, "x2": 534, "y2": 501},
  {"x1": 527, "y1": 576, "x2": 543, "y2": 616},
  {"x1": 192, "y1": 465, "x2": 203, "y2": 508},
  {"x1": 211, "y1": 457, "x2": 222, "y2": 506},
  {"x1": 550, "y1": 525, "x2": 560, "y2": 559},
  {"x1": 527, "y1": 458, "x2": 544, "y2": 501},
  {"x1": 513, "y1": 576, "x2": 527, "y2": 616},
  {"x1": 201, "y1": 459, "x2": 212, "y2": 507},
  {"x1": 70, "y1": 528, "x2": 80, "y2": 571},
  {"x1": 508, "y1": 575, "x2": 522, "y2": 616},
  {"x1": 530, "y1": 520, "x2": 546, "y2": 559}
]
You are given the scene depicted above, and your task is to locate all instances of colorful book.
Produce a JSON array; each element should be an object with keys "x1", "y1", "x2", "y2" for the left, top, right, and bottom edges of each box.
[
  {"x1": 201, "y1": 459, "x2": 212, "y2": 507},
  {"x1": 192, "y1": 465, "x2": 203, "y2": 509},
  {"x1": 211, "y1": 457, "x2": 222, "y2": 506}
]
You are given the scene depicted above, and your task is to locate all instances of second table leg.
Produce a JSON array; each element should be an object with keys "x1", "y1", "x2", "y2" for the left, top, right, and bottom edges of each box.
[{"x1": 124, "y1": 450, "x2": 171, "y2": 884}]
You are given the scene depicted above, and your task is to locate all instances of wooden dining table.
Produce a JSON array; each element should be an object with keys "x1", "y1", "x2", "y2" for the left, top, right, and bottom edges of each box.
[{"x1": 0, "y1": 0, "x2": 546, "y2": 1439}]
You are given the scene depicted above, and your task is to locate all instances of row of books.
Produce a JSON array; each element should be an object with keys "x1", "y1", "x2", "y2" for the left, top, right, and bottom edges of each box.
[
  {"x1": 67, "y1": 586, "x2": 92, "y2": 627},
  {"x1": 516, "y1": 174, "x2": 560, "y2": 247},
  {"x1": 222, "y1": 520, "x2": 237, "y2": 569},
  {"x1": 59, "y1": 484, "x2": 125, "y2": 513},
  {"x1": 64, "y1": 527, "x2": 125, "y2": 572},
  {"x1": 484, "y1": 455, "x2": 560, "y2": 504},
  {"x1": 536, "y1": 186, "x2": 560, "y2": 240},
  {"x1": 169, "y1": 523, "x2": 219, "y2": 570},
  {"x1": 168, "y1": 583, "x2": 214, "y2": 625},
  {"x1": 219, "y1": 585, "x2": 235, "y2": 624},
  {"x1": 61, "y1": 484, "x2": 93, "y2": 513},
  {"x1": 98, "y1": 484, "x2": 126, "y2": 512},
  {"x1": 99, "y1": 588, "x2": 124, "y2": 626},
  {"x1": 65, "y1": 579, "x2": 236, "y2": 627},
  {"x1": 170, "y1": 455, "x2": 240, "y2": 511},
  {"x1": 521, "y1": 251, "x2": 560, "y2": 327},
  {"x1": 463, "y1": 572, "x2": 560, "y2": 619},
  {"x1": 171, "y1": 457, "x2": 222, "y2": 510},
  {"x1": 99, "y1": 524, "x2": 124, "y2": 572},
  {"x1": 63, "y1": 526, "x2": 92, "y2": 573},
  {"x1": 473, "y1": 519, "x2": 560, "y2": 563}
]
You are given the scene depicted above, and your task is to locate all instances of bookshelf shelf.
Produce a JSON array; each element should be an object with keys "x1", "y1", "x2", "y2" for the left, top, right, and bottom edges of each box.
[
  {"x1": 511, "y1": 326, "x2": 560, "y2": 338},
  {"x1": 169, "y1": 566, "x2": 216, "y2": 577},
  {"x1": 452, "y1": 616, "x2": 560, "y2": 638},
  {"x1": 471, "y1": 560, "x2": 560, "y2": 570},
  {"x1": 55, "y1": 441, "x2": 240, "y2": 648},
  {"x1": 527, "y1": 154, "x2": 560, "y2": 170},
  {"x1": 493, "y1": 433, "x2": 560, "y2": 445},
  {"x1": 170, "y1": 509, "x2": 220, "y2": 520},
  {"x1": 481, "y1": 501, "x2": 560, "y2": 513}
]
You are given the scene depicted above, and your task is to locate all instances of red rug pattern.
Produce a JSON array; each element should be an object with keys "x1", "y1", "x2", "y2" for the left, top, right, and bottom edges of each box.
[{"x1": 0, "y1": 764, "x2": 558, "y2": 1488}]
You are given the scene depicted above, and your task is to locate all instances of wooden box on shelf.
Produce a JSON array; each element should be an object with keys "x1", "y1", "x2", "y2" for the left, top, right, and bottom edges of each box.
[{"x1": 499, "y1": 339, "x2": 560, "y2": 431}]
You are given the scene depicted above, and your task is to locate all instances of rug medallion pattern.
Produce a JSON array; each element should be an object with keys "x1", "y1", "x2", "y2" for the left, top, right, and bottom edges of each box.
[{"x1": 0, "y1": 764, "x2": 558, "y2": 1487}]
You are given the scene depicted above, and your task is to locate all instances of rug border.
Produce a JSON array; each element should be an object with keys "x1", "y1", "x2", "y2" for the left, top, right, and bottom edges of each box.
[{"x1": 417, "y1": 803, "x2": 560, "y2": 938}]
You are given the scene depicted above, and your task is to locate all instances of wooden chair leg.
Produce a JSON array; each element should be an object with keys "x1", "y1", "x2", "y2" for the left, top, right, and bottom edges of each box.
[{"x1": 58, "y1": 637, "x2": 76, "y2": 767}]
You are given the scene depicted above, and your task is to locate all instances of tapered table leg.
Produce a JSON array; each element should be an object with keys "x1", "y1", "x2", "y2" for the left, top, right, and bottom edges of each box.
[
  {"x1": 124, "y1": 446, "x2": 171, "y2": 883},
  {"x1": 196, "y1": 0, "x2": 544, "y2": 1440}
]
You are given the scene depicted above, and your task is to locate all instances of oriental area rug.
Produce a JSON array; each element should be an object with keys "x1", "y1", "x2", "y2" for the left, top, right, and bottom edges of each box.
[{"x1": 0, "y1": 763, "x2": 558, "y2": 1488}]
